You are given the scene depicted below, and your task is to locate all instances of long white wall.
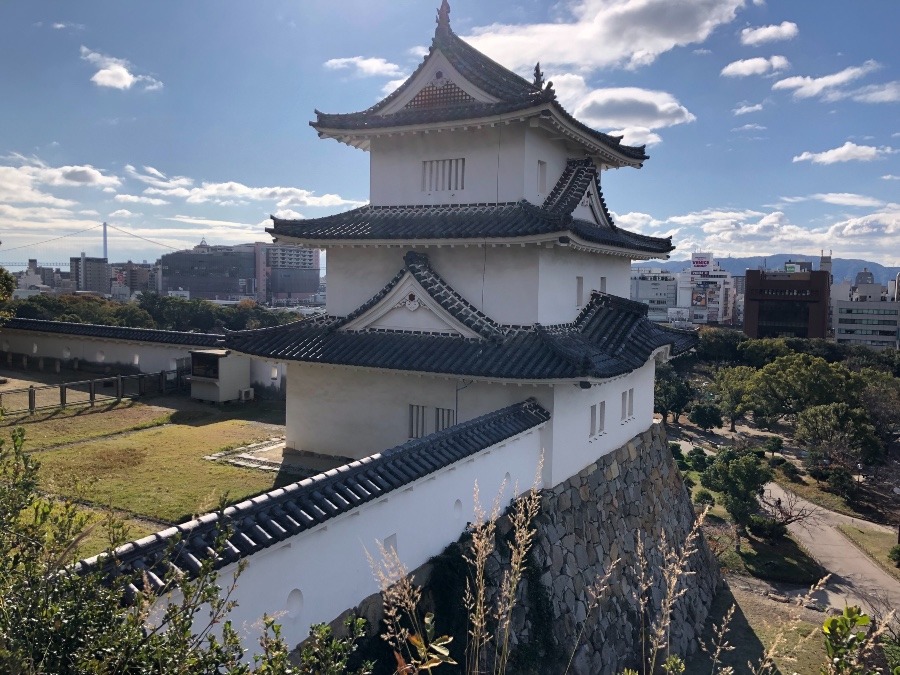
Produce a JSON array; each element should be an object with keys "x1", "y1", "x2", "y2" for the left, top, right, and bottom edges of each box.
[
  {"x1": 285, "y1": 363, "x2": 552, "y2": 459},
  {"x1": 0, "y1": 329, "x2": 285, "y2": 392},
  {"x1": 182, "y1": 421, "x2": 548, "y2": 655}
]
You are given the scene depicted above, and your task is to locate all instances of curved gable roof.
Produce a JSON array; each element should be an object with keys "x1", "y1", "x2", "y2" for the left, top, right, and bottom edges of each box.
[{"x1": 310, "y1": 3, "x2": 647, "y2": 164}]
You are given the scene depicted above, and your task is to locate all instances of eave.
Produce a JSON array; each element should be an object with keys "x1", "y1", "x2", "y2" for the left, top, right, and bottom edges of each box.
[
  {"x1": 268, "y1": 233, "x2": 670, "y2": 260},
  {"x1": 312, "y1": 104, "x2": 645, "y2": 169}
]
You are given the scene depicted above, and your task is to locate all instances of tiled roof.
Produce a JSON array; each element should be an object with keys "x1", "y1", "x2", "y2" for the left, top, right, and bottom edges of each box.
[
  {"x1": 226, "y1": 262, "x2": 697, "y2": 381},
  {"x1": 543, "y1": 158, "x2": 598, "y2": 214},
  {"x1": 77, "y1": 398, "x2": 551, "y2": 596},
  {"x1": 310, "y1": 8, "x2": 647, "y2": 163},
  {"x1": 1, "y1": 317, "x2": 223, "y2": 347},
  {"x1": 269, "y1": 200, "x2": 673, "y2": 254}
]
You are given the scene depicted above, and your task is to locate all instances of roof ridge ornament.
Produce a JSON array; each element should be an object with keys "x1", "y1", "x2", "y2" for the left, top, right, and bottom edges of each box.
[
  {"x1": 533, "y1": 62, "x2": 544, "y2": 89},
  {"x1": 436, "y1": 0, "x2": 451, "y2": 33}
]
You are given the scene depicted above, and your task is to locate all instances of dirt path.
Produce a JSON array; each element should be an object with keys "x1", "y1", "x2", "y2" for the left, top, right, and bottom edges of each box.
[{"x1": 765, "y1": 482, "x2": 900, "y2": 614}]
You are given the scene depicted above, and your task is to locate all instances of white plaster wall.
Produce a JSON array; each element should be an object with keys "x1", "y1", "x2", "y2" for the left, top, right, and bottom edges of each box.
[
  {"x1": 547, "y1": 359, "x2": 656, "y2": 486},
  {"x1": 537, "y1": 248, "x2": 631, "y2": 324},
  {"x1": 1, "y1": 330, "x2": 188, "y2": 373},
  {"x1": 285, "y1": 363, "x2": 552, "y2": 458},
  {"x1": 370, "y1": 125, "x2": 528, "y2": 206},
  {"x1": 326, "y1": 245, "x2": 633, "y2": 328},
  {"x1": 325, "y1": 246, "x2": 541, "y2": 325},
  {"x1": 0, "y1": 329, "x2": 285, "y2": 391},
  {"x1": 196, "y1": 425, "x2": 547, "y2": 654}
]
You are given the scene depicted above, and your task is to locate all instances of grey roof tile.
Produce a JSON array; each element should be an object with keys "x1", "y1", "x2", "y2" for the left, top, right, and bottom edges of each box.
[{"x1": 3, "y1": 317, "x2": 223, "y2": 347}]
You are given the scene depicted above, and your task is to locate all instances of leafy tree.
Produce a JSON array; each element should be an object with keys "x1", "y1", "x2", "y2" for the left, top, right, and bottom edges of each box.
[
  {"x1": 763, "y1": 436, "x2": 784, "y2": 458},
  {"x1": 737, "y1": 338, "x2": 791, "y2": 368},
  {"x1": 749, "y1": 353, "x2": 862, "y2": 422},
  {"x1": 857, "y1": 369, "x2": 900, "y2": 451},
  {"x1": 654, "y1": 362, "x2": 692, "y2": 425},
  {"x1": 701, "y1": 447, "x2": 772, "y2": 528},
  {"x1": 689, "y1": 403, "x2": 723, "y2": 431},
  {"x1": 711, "y1": 366, "x2": 755, "y2": 432},
  {"x1": 795, "y1": 402, "x2": 882, "y2": 467},
  {"x1": 0, "y1": 427, "x2": 297, "y2": 673},
  {"x1": 695, "y1": 327, "x2": 746, "y2": 364}
]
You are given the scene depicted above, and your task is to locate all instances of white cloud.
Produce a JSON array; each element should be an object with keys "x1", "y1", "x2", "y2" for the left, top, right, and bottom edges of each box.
[
  {"x1": 609, "y1": 127, "x2": 662, "y2": 147},
  {"x1": 882, "y1": 174, "x2": 900, "y2": 181},
  {"x1": 693, "y1": 48, "x2": 712, "y2": 56},
  {"x1": 273, "y1": 209, "x2": 304, "y2": 219},
  {"x1": 381, "y1": 78, "x2": 408, "y2": 95},
  {"x1": 407, "y1": 46, "x2": 429, "y2": 59},
  {"x1": 79, "y1": 46, "x2": 163, "y2": 91},
  {"x1": 164, "y1": 215, "x2": 254, "y2": 229},
  {"x1": 721, "y1": 55, "x2": 789, "y2": 77},
  {"x1": 323, "y1": 56, "x2": 403, "y2": 78},
  {"x1": 125, "y1": 164, "x2": 193, "y2": 189},
  {"x1": 465, "y1": 0, "x2": 745, "y2": 72},
  {"x1": 732, "y1": 123, "x2": 766, "y2": 131},
  {"x1": 30, "y1": 164, "x2": 120, "y2": 188},
  {"x1": 146, "y1": 179, "x2": 365, "y2": 209},
  {"x1": 109, "y1": 209, "x2": 138, "y2": 218},
  {"x1": 740, "y1": 21, "x2": 798, "y2": 46},
  {"x1": 732, "y1": 102, "x2": 764, "y2": 115},
  {"x1": 811, "y1": 193, "x2": 884, "y2": 207},
  {"x1": 52, "y1": 22, "x2": 85, "y2": 31},
  {"x1": 781, "y1": 192, "x2": 884, "y2": 207},
  {"x1": 846, "y1": 81, "x2": 900, "y2": 104},
  {"x1": 114, "y1": 194, "x2": 170, "y2": 205},
  {"x1": 772, "y1": 60, "x2": 880, "y2": 99},
  {"x1": 792, "y1": 141, "x2": 895, "y2": 164},
  {"x1": 553, "y1": 75, "x2": 695, "y2": 140}
]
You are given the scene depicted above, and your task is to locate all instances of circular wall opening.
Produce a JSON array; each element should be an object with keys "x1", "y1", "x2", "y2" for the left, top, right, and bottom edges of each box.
[{"x1": 285, "y1": 588, "x2": 304, "y2": 619}]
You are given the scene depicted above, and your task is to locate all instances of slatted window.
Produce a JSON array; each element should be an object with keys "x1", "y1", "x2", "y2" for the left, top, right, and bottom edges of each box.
[
  {"x1": 435, "y1": 407, "x2": 456, "y2": 432},
  {"x1": 621, "y1": 391, "x2": 628, "y2": 421},
  {"x1": 590, "y1": 404, "x2": 597, "y2": 437},
  {"x1": 627, "y1": 388, "x2": 634, "y2": 418},
  {"x1": 597, "y1": 401, "x2": 606, "y2": 433},
  {"x1": 538, "y1": 160, "x2": 547, "y2": 194},
  {"x1": 409, "y1": 404, "x2": 427, "y2": 439},
  {"x1": 422, "y1": 158, "x2": 465, "y2": 192}
]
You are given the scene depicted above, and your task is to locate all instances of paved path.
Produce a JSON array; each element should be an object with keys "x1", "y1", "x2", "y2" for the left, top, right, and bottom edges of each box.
[{"x1": 765, "y1": 482, "x2": 900, "y2": 615}]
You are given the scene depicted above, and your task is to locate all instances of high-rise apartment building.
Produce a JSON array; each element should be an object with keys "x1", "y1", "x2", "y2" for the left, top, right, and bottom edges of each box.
[
  {"x1": 70, "y1": 253, "x2": 111, "y2": 295},
  {"x1": 630, "y1": 268, "x2": 677, "y2": 322},
  {"x1": 743, "y1": 267, "x2": 830, "y2": 339}
]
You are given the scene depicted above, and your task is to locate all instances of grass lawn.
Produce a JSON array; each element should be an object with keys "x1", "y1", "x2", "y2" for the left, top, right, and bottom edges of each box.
[
  {"x1": 837, "y1": 523, "x2": 900, "y2": 583},
  {"x1": 35, "y1": 419, "x2": 285, "y2": 523},
  {"x1": 2, "y1": 400, "x2": 195, "y2": 450},
  {"x1": 687, "y1": 580, "x2": 826, "y2": 674},
  {"x1": 711, "y1": 528, "x2": 824, "y2": 585},
  {"x1": 773, "y1": 474, "x2": 883, "y2": 523}
]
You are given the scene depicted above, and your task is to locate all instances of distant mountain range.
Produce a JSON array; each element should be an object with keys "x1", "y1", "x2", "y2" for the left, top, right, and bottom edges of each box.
[{"x1": 634, "y1": 254, "x2": 900, "y2": 285}]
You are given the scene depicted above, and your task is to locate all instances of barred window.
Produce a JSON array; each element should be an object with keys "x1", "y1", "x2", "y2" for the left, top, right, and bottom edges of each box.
[
  {"x1": 435, "y1": 407, "x2": 456, "y2": 432},
  {"x1": 422, "y1": 158, "x2": 465, "y2": 192},
  {"x1": 409, "y1": 404, "x2": 427, "y2": 439}
]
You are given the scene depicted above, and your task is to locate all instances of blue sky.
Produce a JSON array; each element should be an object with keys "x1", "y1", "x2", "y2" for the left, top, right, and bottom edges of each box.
[{"x1": 1, "y1": 0, "x2": 898, "y2": 270}]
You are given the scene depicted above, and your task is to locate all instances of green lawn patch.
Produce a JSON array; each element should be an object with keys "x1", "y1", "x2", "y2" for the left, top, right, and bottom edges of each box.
[
  {"x1": 712, "y1": 529, "x2": 824, "y2": 585},
  {"x1": 2, "y1": 400, "x2": 197, "y2": 450},
  {"x1": 837, "y1": 523, "x2": 900, "y2": 583},
  {"x1": 773, "y1": 474, "x2": 882, "y2": 523},
  {"x1": 33, "y1": 419, "x2": 284, "y2": 524}
]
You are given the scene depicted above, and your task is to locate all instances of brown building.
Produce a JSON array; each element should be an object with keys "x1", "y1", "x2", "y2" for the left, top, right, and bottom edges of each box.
[{"x1": 743, "y1": 269, "x2": 830, "y2": 339}]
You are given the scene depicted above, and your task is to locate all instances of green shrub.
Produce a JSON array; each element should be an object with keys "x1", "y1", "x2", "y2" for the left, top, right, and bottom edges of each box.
[
  {"x1": 676, "y1": 458, "x2": 690, "y2": 473},
  {"x1": 768, "y1": 456, "x2": 786, "y2": 467},
  {"x1": 687, "y1": 447, "x2": 707, "y2": 471},
  {"x1": 780, "y1": 462, "x2": 800, "y2": 481},
  {"x1": 668, "y1": 442, "x2": 683, "y2": 458},
  {"x1": 826, "y1": 467, "x2": 858, "y2": 501},
  {"x1": 889, "y1": 545, "x2": 900, "y2": 568},
  {"x1": 748, "y1": 515, "x2": 787, "y2": 541},
  {"x1": 693, "y1": 488, "x2": 715, "y2": 507},
  {"x1": 682, "y1": 474, "x2": 696, "y2": 491}
]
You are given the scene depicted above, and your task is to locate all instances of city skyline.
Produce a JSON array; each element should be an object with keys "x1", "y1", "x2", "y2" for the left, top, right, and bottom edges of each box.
[{"x1": 1, "y1": 1, "x2": 898, "y2": 266}]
